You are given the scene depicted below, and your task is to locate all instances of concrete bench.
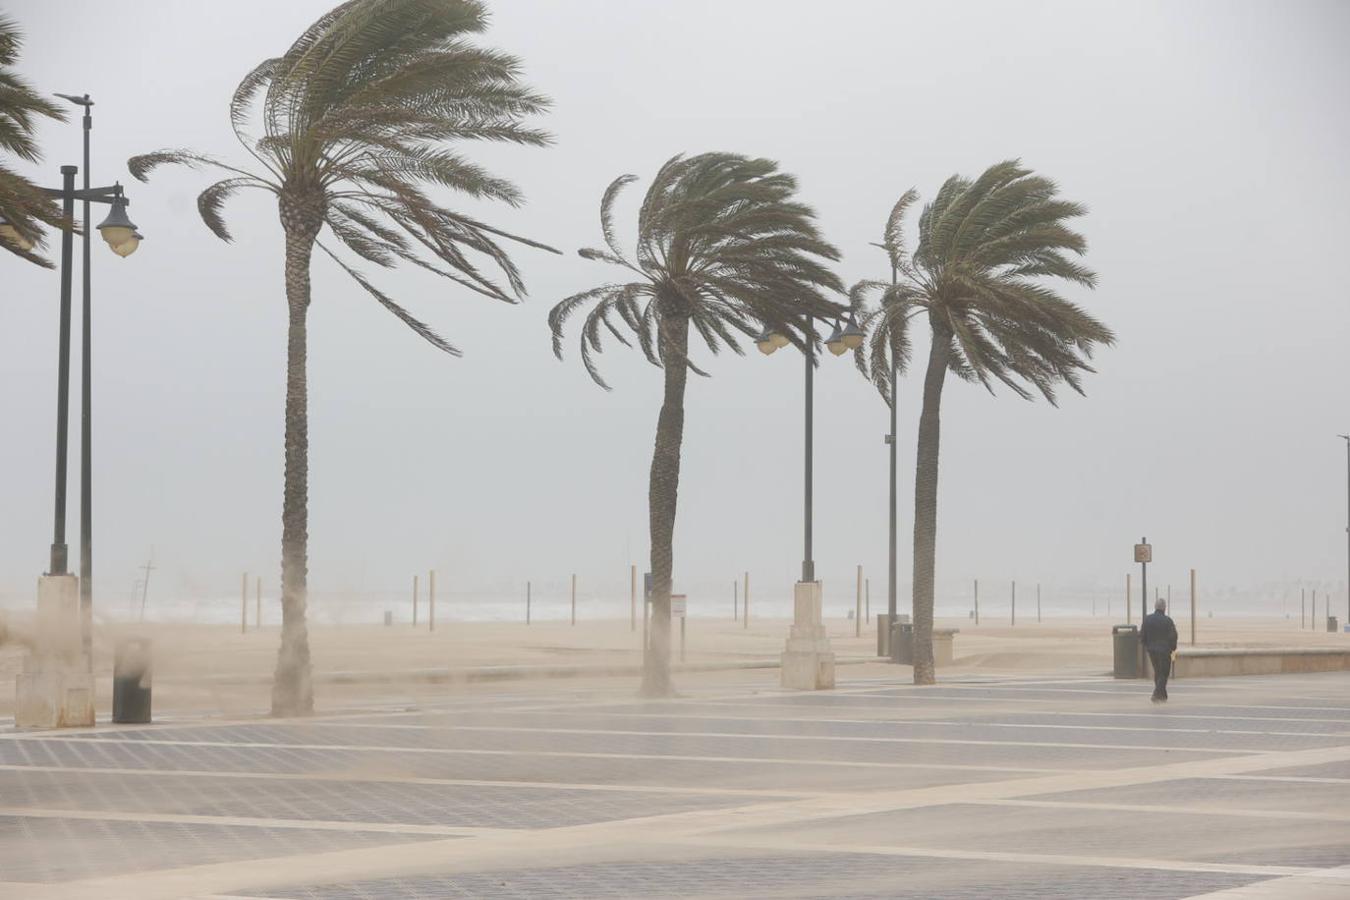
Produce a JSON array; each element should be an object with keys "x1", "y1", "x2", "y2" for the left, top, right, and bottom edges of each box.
[{"x1": 1142, "y1": 646, "x2": 1350, "y2": 679}]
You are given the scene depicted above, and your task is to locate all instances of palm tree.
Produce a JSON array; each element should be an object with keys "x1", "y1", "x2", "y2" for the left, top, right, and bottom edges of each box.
[
  {"x1": 550, "y1": 152, "x2": 843, "y2": 696},
  {"x1": 0, "y1": 14, "x2": 68, "y2": 266},
  {"x1": 852, "y1": 160, "x2": 1114, "y2": 684},
  {"x1": 128, "y1": 0, "x2": 554, "y2": 716}
]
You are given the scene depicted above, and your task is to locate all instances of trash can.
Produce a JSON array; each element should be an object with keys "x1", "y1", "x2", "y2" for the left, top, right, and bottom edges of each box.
[
  {"x1": 1112, "y1": 625, "x2": 1139, "y2": 679},
  {"x1": 890, "y1": 621, "x2": 914, "y2": 665},
  {"x1": 876, "y1": 613, "x2": 892, "y2": 657},
  {"x1": 1329, "y1": 616, "x2": 1339, "y2": 634},
  {"x1": 112, "y1": 638, "x2": 152, "y2": 724}
]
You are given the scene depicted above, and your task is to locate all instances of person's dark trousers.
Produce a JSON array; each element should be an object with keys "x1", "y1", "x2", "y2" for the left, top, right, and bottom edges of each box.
[{"x1": 1149, "y1": 650, "x2": 1171, "y2": 701}]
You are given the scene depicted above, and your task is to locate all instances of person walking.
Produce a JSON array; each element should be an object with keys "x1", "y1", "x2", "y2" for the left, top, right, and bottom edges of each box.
[{"x1": 1140, "y1": 598, "x2": 1179, "y2": 703}]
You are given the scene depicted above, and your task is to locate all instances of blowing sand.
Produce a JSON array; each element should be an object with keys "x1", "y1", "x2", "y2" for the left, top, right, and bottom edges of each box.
[{"x1": 1, "y1": 610, "x2": 1344, "y2": 719}]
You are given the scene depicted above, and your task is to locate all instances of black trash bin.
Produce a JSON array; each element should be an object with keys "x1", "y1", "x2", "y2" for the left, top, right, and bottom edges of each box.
[
  {"x1": 1329, "y1": 616, "x2": 1340, "y2": 634},
  {"x1": 1112, "y1": 625, "x2": 1139, "y2": 679},
  {"x1": 113, "y1": 638, "x2": 152, "y2": 724},
  {"x1": 890, "y1": 621, "x2": 914, "y2": 665}
]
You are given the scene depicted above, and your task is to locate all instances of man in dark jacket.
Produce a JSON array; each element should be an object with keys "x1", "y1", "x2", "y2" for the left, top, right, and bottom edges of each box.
[{"x1": 1140, "y1": 598, "x2": 1179, "y2": 702}]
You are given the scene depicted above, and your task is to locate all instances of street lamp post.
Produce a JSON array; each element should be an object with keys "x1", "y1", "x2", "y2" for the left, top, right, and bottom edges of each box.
[
  {"x1": 758, "y1": 312, "x2": 862, "y2": 690},
  {"x1": 40, "y1": 95, "x2": 142, "y2": 655},
  {"x1": 1341, "y1": 434, "x2": 1349, "y2": 625}
]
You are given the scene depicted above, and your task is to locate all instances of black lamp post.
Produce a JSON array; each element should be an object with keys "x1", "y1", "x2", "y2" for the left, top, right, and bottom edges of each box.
[
  {"x1": 35, "y1": 92, "x2": 142, "y2": 668},
  {"x1": 757, "y1": 313, "x2": 863, "y2": 585}
]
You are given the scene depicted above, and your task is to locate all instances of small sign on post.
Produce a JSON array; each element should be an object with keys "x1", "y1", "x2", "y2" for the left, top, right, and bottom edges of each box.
[{"x1": 1134, "y1": 543, "x2": 1152, "y2": 564}]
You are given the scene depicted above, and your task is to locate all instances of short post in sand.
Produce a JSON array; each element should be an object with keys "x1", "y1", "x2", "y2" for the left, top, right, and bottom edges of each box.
[
  {"x1": 743, "y1": 571, "x2": 750, "y2": 630},
  {"x1": 428, "y1": 569, "x2": 436, "y2": 632},
  {"x1": 855, "y1": 565, "x2": 863, "y2": 637},
  {"x1": 1190, "y1": 568, "x2": 1196, "y2": 645}
]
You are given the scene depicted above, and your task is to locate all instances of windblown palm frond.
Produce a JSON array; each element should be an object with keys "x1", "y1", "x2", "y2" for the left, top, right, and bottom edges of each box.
[
  {"x1": 854, "y1": 159, "x2": 1113, "y2": 405},
  {"x1": 129, "y1": 0, "x2": 556, "y2": 350},
  {"x1": 0, "y1": 14, "x2": 68, "y2": 266},
  {"x1": 551, "y1": 152, "x2": 845, "y2": 389}
]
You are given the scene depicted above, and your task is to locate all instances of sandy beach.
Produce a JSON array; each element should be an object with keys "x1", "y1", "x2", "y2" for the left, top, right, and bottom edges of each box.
[{"x1": 3, "y1": 610, "x2": 1343, "y2": 718}]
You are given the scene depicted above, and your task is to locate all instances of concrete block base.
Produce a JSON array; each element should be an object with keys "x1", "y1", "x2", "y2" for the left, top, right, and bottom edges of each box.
[
  {"x1": 16, "y1": 670, "x2": 94, "y2": 729},
  {"x1": 781, "y1": 581, "x2": 835, "y2": 690}
]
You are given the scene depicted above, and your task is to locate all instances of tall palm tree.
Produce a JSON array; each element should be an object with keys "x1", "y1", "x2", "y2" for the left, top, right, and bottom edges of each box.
[
  {"x1": 129, "y1": 0, "x2": 554, "y2": 716},
  {"x1": 0, "y1": 14, "x2": 68, "y2": 266},
  {"x1": 550, "y1": 152, "x2": 843, "y2": 696},
  {"x1": 852, "y1": 160, "x2": 1114, "y2": 684}
]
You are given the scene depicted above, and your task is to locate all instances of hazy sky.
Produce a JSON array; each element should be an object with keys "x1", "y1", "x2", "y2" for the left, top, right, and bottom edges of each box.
[{"x1": 2, "y1": 0, "x2": 1347, "y2": 616}]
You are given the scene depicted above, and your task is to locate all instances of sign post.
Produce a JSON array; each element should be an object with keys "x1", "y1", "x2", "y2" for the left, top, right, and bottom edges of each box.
[
  {"x1": 1134, "y1": 538, "x2": 1152, "y2": 623},
  {"x1": 672, "y1": 594, "x2": 687, "y2": 662}
]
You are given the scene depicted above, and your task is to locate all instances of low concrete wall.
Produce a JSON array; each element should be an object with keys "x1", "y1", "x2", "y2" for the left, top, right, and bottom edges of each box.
[{"x1": 1166, "y1": 647, "x2": 1350, "y2": 678}]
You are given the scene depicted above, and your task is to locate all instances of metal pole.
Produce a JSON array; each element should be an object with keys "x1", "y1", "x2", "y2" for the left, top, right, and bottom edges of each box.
[
  {"x1": 630, "y1": 565, "x2": 637, "y2": 631},
  {"x1": 887, "y1": 357, "x2": 898, "y2": 624},
  {"x1": 974, "y1": 578, "x2": 979, "y2": 625},
  {"x1": 865, "y1": 578, "x2": 870, "y2": 623},
  {"x1": 855, "y1": 565, "x2": 863, "y2": 637},
  {"x1": 802, "y1": 322, "x2": 814, "y2": 584},
  {"x1": 743, "y1": 571, "x2": 749, "y2": 630},
  {"x1": 1140, "y1": 535, "x2": 1148, "y2": 624},
  {"x1": 428, "y1": 569, "x2": 436, "y2": 632},
  {"x1": 138, "y1": 555, "x2": 153, "y2": 623},
  {"x1": 1190, "y1": 568, "x2": 1196, "y2": 646},
  {"x1": 78, "y1": 98, "x2": 93, "y2": 668},
  {"x1": 49, "y1": 165, "x2": 77, "y2": 577},
  {"x1": 680, "y1": 616, "x2": 686, "y2": 662},
  {"x1": 255, "y1": 576, "x2": 261, "y2": 630},
  {"x1": 1343, "y1": 435, "x2": 1350, "y2": 625}
]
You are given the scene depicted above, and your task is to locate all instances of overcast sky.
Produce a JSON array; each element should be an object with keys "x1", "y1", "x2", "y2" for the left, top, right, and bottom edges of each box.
[{"x1": 2, "y1": 0, "x2": 1347, "y2": 617}]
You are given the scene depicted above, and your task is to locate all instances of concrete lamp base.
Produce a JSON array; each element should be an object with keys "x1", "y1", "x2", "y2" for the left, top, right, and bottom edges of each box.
[
  {"x1": 14, "y1": 574, "x2": 94, "y2": 729},
  {"x1": 781, "y1": 581, "x2": 835, "y2": 690}
]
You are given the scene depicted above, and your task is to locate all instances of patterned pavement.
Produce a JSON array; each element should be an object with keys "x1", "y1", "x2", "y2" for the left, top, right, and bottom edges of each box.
[{"x1": 2, "y1": 670, "x2": 1350, "y2": 898}]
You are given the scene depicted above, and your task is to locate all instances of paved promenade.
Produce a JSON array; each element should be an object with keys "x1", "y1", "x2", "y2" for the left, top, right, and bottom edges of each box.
[{"x1": 3, "y1": 670, "x2": 1350, "y2": 898}]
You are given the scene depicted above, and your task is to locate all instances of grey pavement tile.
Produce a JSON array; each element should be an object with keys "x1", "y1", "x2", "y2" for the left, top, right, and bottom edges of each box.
[
  {"x1": 250, "y1": 852, "x2": 1270, "y2": 899},
  {"x1": 0, "y1": 768, "x2": 769, "y2": 829},
  {"x1": 0, "y1": 814, "x2": 438, "y2": 883},
  {"x1": 736, "y1": 802, "x2": 1350, "y2": 867},
  {"x1": 1033, "y1": 776, "x2": 1350, "y2": 814}
]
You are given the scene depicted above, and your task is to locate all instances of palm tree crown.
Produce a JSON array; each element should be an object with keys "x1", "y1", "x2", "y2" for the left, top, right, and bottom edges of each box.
[
  {"x1": 551, "y1": 152, "x2": 844, "y2": 385},
  {"x1": 129, "y1": 0, "x2": 555, "y2": 350},
  {"x1": 0, "y1": 14, "x2": 68, "y2": 266},
  {"x1": 853, "y1": 159, "x2": 1113, "y2": 402}
]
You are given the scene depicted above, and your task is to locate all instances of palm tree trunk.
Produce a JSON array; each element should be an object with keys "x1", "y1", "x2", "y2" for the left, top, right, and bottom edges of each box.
[
  {"x1": 271, "y1": 194, "x2": 322, "y2": 717},
  {"x1": 641, "y1": 307, "x2": 690, "y2": 698},
  {"x1": 911, "y1": 324, "x2": 951, "y2": 686}
]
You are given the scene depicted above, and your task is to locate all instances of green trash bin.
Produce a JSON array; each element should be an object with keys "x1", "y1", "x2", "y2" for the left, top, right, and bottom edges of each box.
[{"x1": 1112, "y1": 625, "x2": 1139, "y2": 679}]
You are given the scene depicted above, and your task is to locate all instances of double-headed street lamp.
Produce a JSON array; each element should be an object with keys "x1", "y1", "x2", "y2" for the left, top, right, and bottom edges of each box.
[
  {"x1": 755, "y1": 314, "x2": 864, "y2": 584},
  {"x1": 27, "y1": 93, "x2": 143, "y2": 669}
]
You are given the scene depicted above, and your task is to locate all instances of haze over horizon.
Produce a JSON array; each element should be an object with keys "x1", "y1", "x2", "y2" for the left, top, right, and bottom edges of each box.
[{"x1": 2, "y1": 0, "x2": 1347, "y2": 617}]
